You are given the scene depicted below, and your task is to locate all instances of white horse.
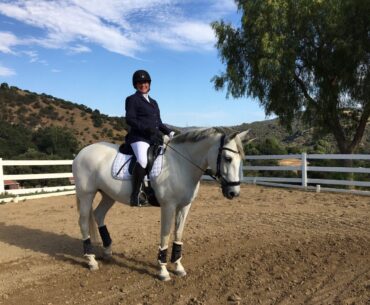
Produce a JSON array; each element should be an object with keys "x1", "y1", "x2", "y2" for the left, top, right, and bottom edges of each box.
[{"x1": 72, "y1": 128, "x2": 249, "y2": 281}]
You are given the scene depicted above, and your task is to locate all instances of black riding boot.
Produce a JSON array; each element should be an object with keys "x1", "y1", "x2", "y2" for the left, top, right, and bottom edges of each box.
[{"x1": 130, "y1": 163, "x2": 147, "y2": 207}]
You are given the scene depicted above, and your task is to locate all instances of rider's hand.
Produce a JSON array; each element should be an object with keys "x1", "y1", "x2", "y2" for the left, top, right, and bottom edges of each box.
[{"x1": 169, "y1": 131, "x2": 175, "y2": 140}]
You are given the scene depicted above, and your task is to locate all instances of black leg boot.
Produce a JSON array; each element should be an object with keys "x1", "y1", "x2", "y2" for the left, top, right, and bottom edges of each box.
[{"x1": 130, "y1": 163, "x2": 147, "y2": 207}]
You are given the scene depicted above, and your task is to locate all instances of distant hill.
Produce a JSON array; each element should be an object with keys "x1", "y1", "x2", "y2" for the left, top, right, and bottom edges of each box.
[
  {"x1": 1, "y1": 82, "x2": 370, "y2": 154},
  {"x1": 0, "y1": 83, "x2": 127, "y2": 147},
  {"x1": 232, "y1": 119, "x2": 332, "y2": 152}
]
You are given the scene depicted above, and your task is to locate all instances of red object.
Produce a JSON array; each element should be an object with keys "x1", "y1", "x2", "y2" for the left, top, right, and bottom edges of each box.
[{"x1": 4, "y1": 180, "x2": 20, "y2": 190}]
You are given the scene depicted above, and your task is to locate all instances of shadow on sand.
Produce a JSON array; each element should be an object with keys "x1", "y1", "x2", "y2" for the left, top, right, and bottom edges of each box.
[{"x1": 0, "y1": 222, "x2": 159, "y2": 279}]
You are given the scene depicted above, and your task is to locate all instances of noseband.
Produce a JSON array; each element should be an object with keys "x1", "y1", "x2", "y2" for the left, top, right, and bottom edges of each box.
[{"x1": 213, "y1": 134, "x2": 241, "y2": 188}]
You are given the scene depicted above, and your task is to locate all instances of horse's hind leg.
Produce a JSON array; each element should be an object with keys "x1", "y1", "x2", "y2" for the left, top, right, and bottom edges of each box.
[
  {"x1": 78, "y1": 192, "x2": 99, "y2": 270},
  {"x1": 172, "y1": 203, "x2": 191, "y2": 277},
  {"x1": 94, "y1": 192, "x2": 115, "y2": 258}
]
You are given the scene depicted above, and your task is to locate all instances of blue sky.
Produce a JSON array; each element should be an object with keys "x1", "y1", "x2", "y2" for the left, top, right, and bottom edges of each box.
[{"x1": 0, "y1": 0, "x2": 268, "y2": 127}]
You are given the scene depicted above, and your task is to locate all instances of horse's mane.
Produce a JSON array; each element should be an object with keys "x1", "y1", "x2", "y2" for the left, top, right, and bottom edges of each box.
[
  {"x1": 172, "y1": 127, "x2": 245, "y2": 158},
  {"x1": 172, "y1": 127, "x2": 230, "y2": 144}
]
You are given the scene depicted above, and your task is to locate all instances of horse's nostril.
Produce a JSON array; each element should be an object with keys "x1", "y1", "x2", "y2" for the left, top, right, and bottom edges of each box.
[{"x1": 229, "y1": 191, "x2": 235, "y2": 197}]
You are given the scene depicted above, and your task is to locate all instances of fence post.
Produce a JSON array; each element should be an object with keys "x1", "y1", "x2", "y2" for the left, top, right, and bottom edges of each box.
[
  {"x1": 301, "y1": 153, "x2": 307, "y2": 188},
  {"x1": 240, "y1": 159, "x2": 244, "y2": 182},
  {"x1": 0, "y1": 158, "x2": 4, "y2": 194}
]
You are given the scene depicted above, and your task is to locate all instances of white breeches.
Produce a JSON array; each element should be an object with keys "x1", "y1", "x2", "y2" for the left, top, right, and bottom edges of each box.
[{"x1": 131, "y1": 141, "x2": 150, "y2": 168}]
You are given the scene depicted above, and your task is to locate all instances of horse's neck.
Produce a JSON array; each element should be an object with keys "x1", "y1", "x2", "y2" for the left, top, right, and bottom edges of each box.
[{"x1": 169, "y1": 134, "x2": 220, "y2": 178}]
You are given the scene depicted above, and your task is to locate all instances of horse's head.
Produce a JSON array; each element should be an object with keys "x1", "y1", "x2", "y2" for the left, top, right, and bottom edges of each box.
[{"x1": 207, "y1": 130, "x2": 250, "y2": 200}]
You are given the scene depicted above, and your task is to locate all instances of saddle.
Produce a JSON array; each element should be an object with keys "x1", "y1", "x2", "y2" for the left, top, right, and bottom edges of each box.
[
  {"x1": 117, "y1": 143, "x2": 163, "y2": 206},
  {"x1": 118, "y1": 143, "x2": 162, "y2": 175}
]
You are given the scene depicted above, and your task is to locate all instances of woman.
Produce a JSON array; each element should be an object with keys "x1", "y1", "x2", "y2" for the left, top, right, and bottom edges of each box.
[{"x1": 125, "y1": 70, "x2": 175, "y2": 206}]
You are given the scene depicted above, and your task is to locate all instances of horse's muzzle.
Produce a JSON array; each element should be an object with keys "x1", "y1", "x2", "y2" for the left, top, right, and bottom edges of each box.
[{"x1": 222, "y1": 186, "x2": 240, "y2": 200}]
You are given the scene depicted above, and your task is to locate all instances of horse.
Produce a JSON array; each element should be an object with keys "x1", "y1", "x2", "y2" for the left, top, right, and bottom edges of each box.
[{"x1": 72, "y1": 127, "x2": 249, "y2": 281}]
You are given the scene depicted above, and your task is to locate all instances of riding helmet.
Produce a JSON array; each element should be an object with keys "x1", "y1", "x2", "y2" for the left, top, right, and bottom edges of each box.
[{"x1": 132, "y1": 70, "x2": 151, "y2": 88}]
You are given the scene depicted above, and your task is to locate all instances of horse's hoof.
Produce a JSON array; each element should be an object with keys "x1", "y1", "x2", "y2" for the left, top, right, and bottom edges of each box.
[
  {"x1": 103, "y1": 255, "x2": 113, "y2": 262},
  {"x1": 88, "y1": 263, "x2": 99, "y2": 271},
  {"x1": 174, "y1": 269, "x2": 187, "y2": 277},
  {"x1": 103, "y1": 246, "x2": 113, "y2": 259},
  {"x1": 158, "y1": 274, "x2": 171, "y2": 281},
  {"x1": 84, "y1": 254, "x2": 99, "y2": 271}
]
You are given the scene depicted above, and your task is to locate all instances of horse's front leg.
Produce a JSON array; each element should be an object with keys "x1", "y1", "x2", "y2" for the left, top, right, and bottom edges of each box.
[
  {"x1": 158, "y1": 204, "x2": 176, "y2": 281},
  {"x1": 171, "y1": 203, "x2": 191, "y2": 277}
]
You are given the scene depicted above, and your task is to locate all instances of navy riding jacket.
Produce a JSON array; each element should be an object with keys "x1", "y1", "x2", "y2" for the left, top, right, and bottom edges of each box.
[{"x1": 125, "y1": 91, "x2": 171, "y2": 145}]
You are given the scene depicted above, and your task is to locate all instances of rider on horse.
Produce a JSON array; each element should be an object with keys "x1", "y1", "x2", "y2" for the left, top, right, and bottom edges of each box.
[{"x1": 125, "y1": 70, "x2": 175, "y2": 206}]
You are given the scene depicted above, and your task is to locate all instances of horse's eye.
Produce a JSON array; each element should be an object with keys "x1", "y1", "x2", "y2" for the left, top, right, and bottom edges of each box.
[{"x1": 224, "y1": 156, "x2": 232, "y2": 163}]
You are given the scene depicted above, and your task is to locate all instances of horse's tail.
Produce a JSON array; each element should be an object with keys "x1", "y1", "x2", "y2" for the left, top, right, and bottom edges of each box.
[{"x1": 76, "y1": 194, "x2": 99, "y2": 244}]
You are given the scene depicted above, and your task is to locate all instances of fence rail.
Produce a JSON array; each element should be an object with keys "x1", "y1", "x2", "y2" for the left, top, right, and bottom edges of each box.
[
  {"x1": 1, "y1": 153, "x2": 370, "y2": 203},
  {"x1": 243, "y1": 152, "x2": 370, "y2": 195},
  {"x1": 0, "y1": 158, "x2": 74, "y2": 201}
]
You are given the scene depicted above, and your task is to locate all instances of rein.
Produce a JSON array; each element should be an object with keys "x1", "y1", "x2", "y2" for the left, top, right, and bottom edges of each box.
[
  {"x1": 164, "y1": 143, "x2": 207, "y2": 174},
  {"x1": 165, "y1": 134, "x2": 241, "y2": 188}
]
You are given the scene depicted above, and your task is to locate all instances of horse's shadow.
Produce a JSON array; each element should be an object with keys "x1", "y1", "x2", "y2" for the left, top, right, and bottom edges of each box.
[{"x1": 0, "y1": 222, "x2": 158, "y2": 279}]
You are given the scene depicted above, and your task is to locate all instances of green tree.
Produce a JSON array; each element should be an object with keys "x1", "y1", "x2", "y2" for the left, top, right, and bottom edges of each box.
[
  {"x1": 33, "y1": 126, "x2": 79, "y2": 158},
  {"x1": 0, "y1": 120, "x2": 34, "y2": 158},
  {"x1": 212, "y1": 0, "x2": 370, "y2": 154},
  {"x1": 0, "y1": 83, "x2": 9, "y2": 90},
  {"x1": 91, "y1": 109, "x2": 103, "y2": 127},
  {"x1": 257, "y1": 137, "x2": 287, "y2": 155}
]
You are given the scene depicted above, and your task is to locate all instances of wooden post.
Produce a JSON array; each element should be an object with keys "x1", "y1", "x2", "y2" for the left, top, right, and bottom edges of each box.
[
  {"x1": 0, "y1": 158, "x2": 4, "y2": 194},
  {"x1": 301, "y1": 153, "x2": 307, "y2": 188},
  {"x1": 240, "y1": 159, "x2": 244, "y2": 182}
]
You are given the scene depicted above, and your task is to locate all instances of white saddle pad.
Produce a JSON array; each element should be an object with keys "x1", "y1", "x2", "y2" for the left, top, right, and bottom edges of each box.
[{"x1": 112, "y1": 150, "x2": 164, "y2": 180}]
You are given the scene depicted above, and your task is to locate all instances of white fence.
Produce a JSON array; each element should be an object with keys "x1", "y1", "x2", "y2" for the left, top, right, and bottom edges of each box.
[
  {"x1": 1, "y1": 153, "x2": 370, "y2": 203},
  {"x1": 243, "y1": 153, "x2": 370, "y2": 196},
  {"x1": 0, "y1": 158, "x2": 75, "y2": 203}
]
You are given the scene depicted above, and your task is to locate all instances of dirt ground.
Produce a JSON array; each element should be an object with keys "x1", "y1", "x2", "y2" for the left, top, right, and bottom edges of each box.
[{"x1": 0, "y1": 183, "x2": 369, "y2": 305}]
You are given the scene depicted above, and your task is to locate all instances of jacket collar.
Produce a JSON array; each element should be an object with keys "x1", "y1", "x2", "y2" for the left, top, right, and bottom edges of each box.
[{"x1": 135, "y1": 90, "x2": 154, "y2": 106}]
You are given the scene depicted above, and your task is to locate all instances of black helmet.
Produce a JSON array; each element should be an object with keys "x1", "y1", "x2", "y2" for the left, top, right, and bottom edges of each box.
[{"x1": 132, "y1": 70, "x2": 151, "y2": 88}]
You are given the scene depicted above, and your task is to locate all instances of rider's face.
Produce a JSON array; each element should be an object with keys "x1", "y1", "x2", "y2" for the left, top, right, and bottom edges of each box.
[{"x1": 136, "y1": 81, "x2": 150, "y2": 94}]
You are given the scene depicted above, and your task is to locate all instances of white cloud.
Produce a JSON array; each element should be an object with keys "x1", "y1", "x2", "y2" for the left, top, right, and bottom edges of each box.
[
  {"x1": 0, "y1": 0, "x2": 235, "y2": 56},
  {"x1": 51, "y1": 69, "x2": 61, "y2": 73},
  {"x1": 69, "y1": 44, "x2": 91, "y2": 54},
  {"x1": 0, "y1": 63, "x2": 16, "y2": 76},
  {"x1": 21, "y1": 50, "x2": 48, "y2": 65},
  {"x1": 211, "y1": 0, "x2": 237, "y2": 12},
  {"x1": 171, "y1": 22, "x2": 215, "y2": 49},
  {"x1": 0, "y1": 1, "x2": 141, "y2": 56},
  {"x1": 0, "y1": 31, "x2": 18, "y2": 53},
  {"x1": 22, "y1": 50, "x2": 38, "y2": 62}
]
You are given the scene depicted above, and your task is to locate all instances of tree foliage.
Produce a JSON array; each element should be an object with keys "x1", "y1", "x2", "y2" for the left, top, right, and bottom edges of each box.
[
  {"x1": 0, "y1": 121, "x2": 34, "y2": 158},
  {"x1": 33, "y1": 126, "x2": 79, "y2": 158},
  {"x1": 213, "y1": 0, "x2": 370, "y2": 153},
  {"x1": 0, "y1": 120, "x2": 79, "y2": 159}
]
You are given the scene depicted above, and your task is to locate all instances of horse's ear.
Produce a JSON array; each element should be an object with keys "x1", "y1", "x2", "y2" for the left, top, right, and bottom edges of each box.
[
  {"x1": 237, "y1": 130, "x2": 250, "y2": 143},
  {"x1": 226, "y1": 131, "x2": 239, "y2": 141}
]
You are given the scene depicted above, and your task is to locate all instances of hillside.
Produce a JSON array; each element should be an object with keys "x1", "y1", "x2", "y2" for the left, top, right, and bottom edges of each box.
[
  {"x1": 233, "y1": 119, "x2": 336, "y2": 153},
  {"x1": 0, "y1": 83, "x2": 127, "y2": 148},
  {"x1": 1, "y1": 82, "x2": 370, "y2": 155},
  {"x1": 232, "y1": 113, "x2": 370, "y2": 153}
]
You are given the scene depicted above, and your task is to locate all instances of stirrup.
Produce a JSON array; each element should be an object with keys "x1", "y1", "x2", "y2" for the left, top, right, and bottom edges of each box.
[{"x1": 130, "y1": 191, "x2": 147, "y2": 207}]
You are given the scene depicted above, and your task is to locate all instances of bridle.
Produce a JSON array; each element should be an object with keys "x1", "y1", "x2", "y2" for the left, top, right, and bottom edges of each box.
[
  {"x1": 165, "y1": 134, "x2": 241, "y2": 188},
  {"x1": 213, "y1": 134, "x2": 241, "y2": 187}
]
